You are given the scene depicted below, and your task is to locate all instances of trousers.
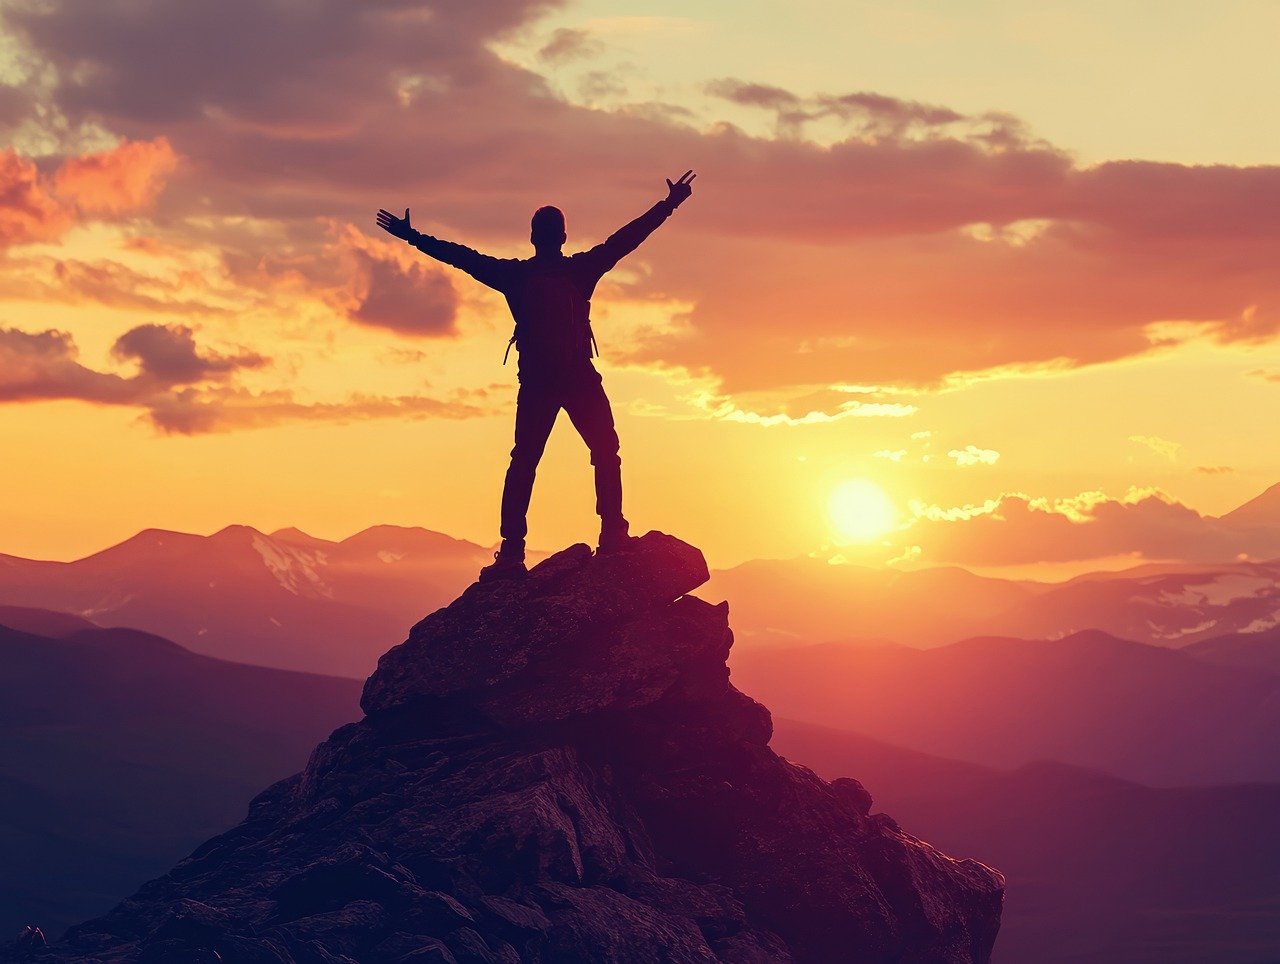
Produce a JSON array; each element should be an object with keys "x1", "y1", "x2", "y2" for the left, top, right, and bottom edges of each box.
[{"x1": 500, "y1": 365, "x2": 624, "y2": 545}]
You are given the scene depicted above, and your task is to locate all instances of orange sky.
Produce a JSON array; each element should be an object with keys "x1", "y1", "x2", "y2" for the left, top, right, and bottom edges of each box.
[{"x1": 2, "y1": 0, "x2": 1279, "y2": 571}]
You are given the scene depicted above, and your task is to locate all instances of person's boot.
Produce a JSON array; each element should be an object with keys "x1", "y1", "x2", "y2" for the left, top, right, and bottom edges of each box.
[
  {"x1": 479, "y1": 540, "x2": 527, "y2": 582},
  {"x1": 597, "y1": 517, "x2": 636, "y2": 555}
]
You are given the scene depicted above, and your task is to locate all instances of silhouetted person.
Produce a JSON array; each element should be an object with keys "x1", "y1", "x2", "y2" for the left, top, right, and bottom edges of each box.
[{"x1": 377, "y1": 170, "x2": 696, "y2": 581}]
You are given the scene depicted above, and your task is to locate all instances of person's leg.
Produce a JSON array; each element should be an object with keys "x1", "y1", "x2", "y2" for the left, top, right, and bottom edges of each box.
[
  {"x1": 562, "y1": 367, "x2": 629, "y2": 547},
  {"x1": 499, "y1": 379, "x2": 561, "y2": 556}
]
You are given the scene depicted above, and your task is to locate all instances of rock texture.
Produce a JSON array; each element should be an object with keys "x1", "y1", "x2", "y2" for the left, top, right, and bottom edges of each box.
[{"x1": 9, "y1": 532, "x2": 1003, "y2": 963}]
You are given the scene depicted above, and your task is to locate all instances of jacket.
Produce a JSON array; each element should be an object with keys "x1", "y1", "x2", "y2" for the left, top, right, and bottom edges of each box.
[{"x1": 411, "y1": 198, "x2": 678, "y2": 376}]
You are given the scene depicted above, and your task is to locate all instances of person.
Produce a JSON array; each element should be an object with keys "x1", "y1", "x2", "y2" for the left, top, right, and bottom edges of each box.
[{"x1": 376, "y1": 170, "x2": 696, "y2": 581}]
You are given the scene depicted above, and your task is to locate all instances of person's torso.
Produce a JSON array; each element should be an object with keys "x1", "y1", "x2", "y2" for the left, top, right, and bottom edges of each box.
[{"x1": 504, "y1": 255, "x2": 598, "y2": 373}]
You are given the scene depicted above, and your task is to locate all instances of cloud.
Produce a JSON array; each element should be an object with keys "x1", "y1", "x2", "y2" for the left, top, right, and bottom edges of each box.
[
  {"x1": 705, "y1": 79, "x2": 800, "y2": 114},
  {"x1": 52, "y1": 136, "x2": 179, "y2": 213},
  {"x1": 7, "y1": 0, "x2": 1280, "y2": 401},
  {"x1": 0, "y1": 148, "x2": 73, "y2": 245},
  {"x1": 0, "y1": 246, "x2": 277, "y2": 322},
  {"x1": 51, "y1": 257, "x2": 230, "y2": 313},
  {"x1": 0, "y1": 327, "x2": 136, "y2": 403},
  {"x1": 4, "y1": 0, "x2": 551, "y2": 131},
  {"x1": 578, "y1": 70, "x2": 629, "y2": 102},
  {"x1": 0, "y1": 323, "x2": 261, "y2": 404},
  {"x1": 705, "y1": 78, "x2": 968, "y2": 140},
  {"x1": 145, "y1": 386, "x2": 493, "y2": 434},
  {"x1": 380, "y1": 346, "x2": 430, "y2": 364},
  {"x1": 0, "y1": 137, "x2": 179, "y2": 251},
  {"x1": 110, "y1": 323, "x2": 266, "y2": 385},
  {"x1": 1196, "y1": 465, "x2": 1235, "y2": 475},
  {"x1": 343, "y1": 240, "x2": 459, "y2": 337},
  {"x1": 677, "y1": 383, "x2": 917, "y2": 425},
  {"x1": 538, "y1": 28, "x2": 603, "y2": 66},
  {"x1": 0, "y1": 324, "x2": 490, "y2": 433},
  {"x1": 1129, "y1": 434, "x2": 1181, "y2": 460},
  {"x1": 948, "y1": 445, "x2": 1000, "y2": 467},
  {"x1": 901, "y1": 488, "x2": 1280, "y2": 566}
]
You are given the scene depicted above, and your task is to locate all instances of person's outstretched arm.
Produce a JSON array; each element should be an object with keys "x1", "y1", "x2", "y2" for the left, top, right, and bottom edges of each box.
[
  {"x1": 376, "y1": 207, "x2": 511, "y2": 292},
  {"x1": 580, "y1": 170, "x2": 696, "y2": 277}
]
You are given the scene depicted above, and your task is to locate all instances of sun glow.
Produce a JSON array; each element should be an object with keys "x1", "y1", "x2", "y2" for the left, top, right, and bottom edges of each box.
[{"x1": 829, "y1": 479, "x2": 899, "y2": 544}]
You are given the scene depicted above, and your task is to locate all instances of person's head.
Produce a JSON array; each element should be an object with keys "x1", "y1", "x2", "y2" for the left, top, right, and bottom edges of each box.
[{"x1": 530, "y1": 205, "x2": 566, "y2": 251}]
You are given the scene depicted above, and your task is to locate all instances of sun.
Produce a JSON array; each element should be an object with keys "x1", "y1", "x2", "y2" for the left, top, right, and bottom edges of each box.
[{"x1": 828, "y1": 479, "x2": 899, "y2": 544}]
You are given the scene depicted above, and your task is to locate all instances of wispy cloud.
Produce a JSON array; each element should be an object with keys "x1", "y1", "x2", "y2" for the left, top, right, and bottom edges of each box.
[
  {"x1": 948, "y1": 444, "x2": 1000, "y2": 467},
  {"x1": 1129, "y1": 434, "x2": 1181, "y2": 461},
  {"x1": 0, "y1": 324, "x2": 493, "y2": 434},
  {"x1": 538, "y1": 27, "x2": 604, "y2": 67}
]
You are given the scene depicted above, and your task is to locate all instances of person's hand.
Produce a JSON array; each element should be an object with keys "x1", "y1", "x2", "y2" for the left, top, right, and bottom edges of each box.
[
  {"x1": 665, "y1": 170, "x2": 696, "y2": 207},
  {"x1": 376, "y1": 207, "x2": 417, "y2": 241}
]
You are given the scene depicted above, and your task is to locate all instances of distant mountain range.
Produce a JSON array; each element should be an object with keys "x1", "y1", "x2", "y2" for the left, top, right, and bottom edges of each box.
[
  {"x1": 0, "y1": 525, "x2": 492, "y2": 677},
  {"x1": 0, "y1": 613, "x2": 360, "y2": 937},
  {"x1": 973, "y1": 558, "x2": 1280, "y2": 646},
  {"x1": 733, "y1": 630, "x2": 1280, "y2": 786},
  {"x1": 708, "y1": 554, "x2": 1280, "y2": 650},
  {"x1": 709, "y1": 482, "x2": 1280, "y2": 651},
  {"x1": 772, "y1": 720, "x2": 1280, "y2": 964},
  {"x1": 1183, "y1": 624, "x2": 1280, "y2": 674},
  {"x1": 3, "y1": 513, "x2": 1279, "y2": 681}
]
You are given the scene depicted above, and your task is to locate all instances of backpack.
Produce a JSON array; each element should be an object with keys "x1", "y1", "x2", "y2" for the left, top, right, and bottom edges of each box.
[{"x1": 503, "y1": 266, "x2": 598, "y2": 366}]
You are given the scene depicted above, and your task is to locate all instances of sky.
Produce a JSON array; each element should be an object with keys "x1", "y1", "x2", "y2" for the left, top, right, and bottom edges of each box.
[{"x1": 2, "y1": 0, "x2": 1279, "y2": 572}]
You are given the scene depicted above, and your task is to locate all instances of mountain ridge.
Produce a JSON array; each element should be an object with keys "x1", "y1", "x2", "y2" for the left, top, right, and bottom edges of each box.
[
  {"x1": 0, "y1": 621, "x2": 361, "y2": 939},
  {"x1": 4, "y1": 495, "x2": 1280, "y2": 675},
  {"x1": 1218, "y1": 481, "x2": 1280, "y2": 528},
  {"x1": 0, "y1": 524, "x2": 493, "y2": 677},
  {"x1": 732, "y1": 629, "x2": 1280, "y2": 785}
]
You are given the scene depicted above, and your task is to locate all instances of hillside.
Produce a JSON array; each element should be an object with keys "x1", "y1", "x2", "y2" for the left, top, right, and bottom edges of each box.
[
  {"x1": 732, "y1": 631, "x2": 1280, "y2": 785},
  {"x1": 0, "y1": 622, "x2": 361, "y2": 937},
  {"x1": 1219, "y1": 481, "x2": 1280, "y2": 529},
  {"x1": 1183, "y1": 625, "x2": 1280, "y2": 674}
]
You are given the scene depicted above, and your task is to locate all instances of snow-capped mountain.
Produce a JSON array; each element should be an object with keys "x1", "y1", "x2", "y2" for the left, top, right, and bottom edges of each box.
[{"x1": 0, "y1": 524, "x2": 491, "y2": 677}]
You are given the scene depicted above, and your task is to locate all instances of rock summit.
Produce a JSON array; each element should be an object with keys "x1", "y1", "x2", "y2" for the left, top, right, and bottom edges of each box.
[{"x1": 14, "y1": 532, "x2": 1003, "y2": 963}]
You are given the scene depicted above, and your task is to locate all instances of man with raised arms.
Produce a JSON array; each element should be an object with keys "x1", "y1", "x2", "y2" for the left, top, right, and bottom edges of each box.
[{"x1": 377, "y1": 170, "x2": 696, "y2": 581}]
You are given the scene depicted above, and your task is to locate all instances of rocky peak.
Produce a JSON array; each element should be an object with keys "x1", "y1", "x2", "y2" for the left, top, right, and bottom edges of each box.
[
  {"x1": 361, "y1": 532, "x2": 726, "y2": 728},
  {"x1": 12, "y1": 532, "x2": 1003, "y2": 963}
]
